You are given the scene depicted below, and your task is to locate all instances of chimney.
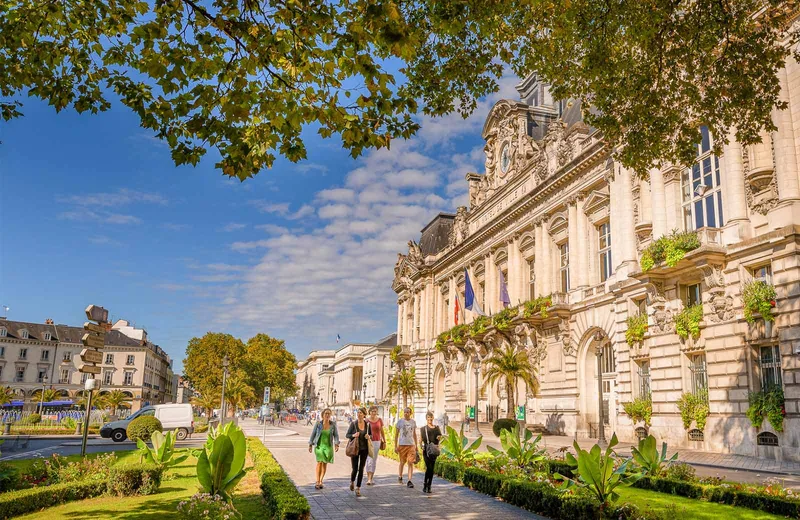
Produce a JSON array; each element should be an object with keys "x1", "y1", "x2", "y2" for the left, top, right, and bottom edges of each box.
[{"x1": 45, "y1": 318, "x2": 54, "y2": 325}]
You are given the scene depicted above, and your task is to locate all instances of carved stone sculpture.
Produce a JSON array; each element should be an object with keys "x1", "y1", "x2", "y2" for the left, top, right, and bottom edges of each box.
[
  {"x1": 448, "y1": 206, "x2": 470, "y2": 247},
  {"x1": 407, "y1": 240, "x2": 423, "y2": 266}
]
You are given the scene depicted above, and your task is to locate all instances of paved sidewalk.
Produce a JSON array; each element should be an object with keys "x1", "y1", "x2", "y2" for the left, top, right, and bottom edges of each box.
[{"x1": 240, "y1": 420, "x2": 547, "y2": 520}]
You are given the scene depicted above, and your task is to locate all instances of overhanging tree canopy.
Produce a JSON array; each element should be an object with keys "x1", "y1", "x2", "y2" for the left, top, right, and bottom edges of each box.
[{"x1": 2, "y1": 0, "x2": 796, "y2": 177}]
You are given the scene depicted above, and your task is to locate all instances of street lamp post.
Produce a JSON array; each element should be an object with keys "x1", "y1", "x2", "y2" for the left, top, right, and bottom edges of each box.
[
  {"x1": 473, "y1": 357, "x2": 481, "y2": 434},
  {"x1": 220, "y1": 355, "x2": 229, "y2": 426},
  {"x1": 332, "y1": 389, "x2": 337, "y2": 416},
  {"x1": 594, "y1": 331, "x2": 607, "y2": 448},
  {"x1": 38, "y1": 374, "x2": 49, "y2": 414},
  {"x1": 316, "y1": 391, "x2": 321, "y2": 411},
  {"x1": 362, "y1": 383, "x2": 367, "y2": 405}
]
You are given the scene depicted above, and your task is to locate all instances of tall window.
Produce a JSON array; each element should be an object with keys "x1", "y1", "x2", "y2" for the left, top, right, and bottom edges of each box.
[
  {"x1": 62, "y1": 351, "x2": 71, "y2": 362},
  {"x1": 104, "y1": 370, "x2": 113, "y2": 385},
  {"x1": 683, "y1": 283, "x2": 702, "y2": 307},
  {"x1": 760, "y1": 345, "x2": 782, "y2": 390},
  {"x1": 41, "y1": 350, "x2": 49, "y2": 361},
  {"x1": 753, "y1": 265, "x2": 772, "y2": 283},
  {"x1": 529, "y1": 260, "x2": 536, "y2": 299},
  {"x1": 60, "y1": 369, "x2": 69, "y2": 384},
  {"x1": 598, "y1": 222, "x2": 612, "y2": 282},
  {"x1": 559, "y1": 243, "x2": 570, "y2": 292},
  {"x1": 637, "y1": 360, "x2": 651, "y2": 398},
  {"x1": 37, "y1": 369, "x2": 46, "y2": 383},
  {"x1": 479, "y1": 281, "x2": 486, "y2": 309},
  {"x1": 105, "y1": 353, "x2": 114, "y2": 365},
  {"x1": 689, "y1": 354, "x2": 707, "y2": 395},
  {"x1": 0, "y1": 347, "x2": 4, "y2": 358},
  {"x1": 124, "y1": 372, "x2": 134, "y2": 385},
  {"x1": 682, "y1": 126, "x2": 724, "y2": 230},
  {"x1": 601, "y1": 344, "x2": 616, "y2": 374},
  {"x1": 126, "y1": 355, "x2": 135, "y2": 365},
  {"x1": 19, "y1": 348, "x2": 27, "y2": 360},
  {"x1": 15, "y1": 368, "x2": 25, "y2": 382},
  {"x1": 81, "y1": 373, "x2": 89, "y2": 384}
]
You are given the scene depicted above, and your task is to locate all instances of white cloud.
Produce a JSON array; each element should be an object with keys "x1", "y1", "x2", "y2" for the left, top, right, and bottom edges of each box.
[
  {"x1": 318, "y1": 204, "x2": 351, "y2": 220},
  {"x1": 295, "y1": 163, "x2": 329, "y2": 175},
  {"x1": 250, "y1": 201, "x2": 290, "y2": 215},
  {"x1": 317, "y1": 188, "x2": 356, "y2": 203},
  {"x1": 57, "y1": 188, "x2": 168, "y2": 207},
  {"x1": 59, "y1": 209, "x2": 141, "y2": 225},
  {"x1": 220, "y1": 223, "x2": 247, "y2": 232},
  {"x1": 255, "y1": 224, "x2": 289, "y2": 234},
  {"x1": 287, "y1": 205, "x2": 314, "y2": 221}
]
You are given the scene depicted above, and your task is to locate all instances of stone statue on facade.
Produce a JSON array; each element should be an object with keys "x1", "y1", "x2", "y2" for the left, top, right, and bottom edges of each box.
[
  {"x1": 448, "y1": 206, "x2": 470, "y2": 247},
  {"x1": 407, "y1": 240, "x2": 423, "y2": 266}
]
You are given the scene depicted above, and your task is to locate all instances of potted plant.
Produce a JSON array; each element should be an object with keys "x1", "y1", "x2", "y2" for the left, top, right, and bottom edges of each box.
[
  {"x1": 625, "y1": 313, "x2": 648, "y2": 347},
  {"x1": 674, "y1": 304, "x2": 704, "y2": 341},
  {"x1": 742, "y1": 280, "x2": 777, "y2": 324}
]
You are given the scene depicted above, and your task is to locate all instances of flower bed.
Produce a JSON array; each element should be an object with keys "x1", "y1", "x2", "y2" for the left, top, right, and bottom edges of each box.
[{"x1": 247, "y1": 437, "x2": 310, "y2": 520}]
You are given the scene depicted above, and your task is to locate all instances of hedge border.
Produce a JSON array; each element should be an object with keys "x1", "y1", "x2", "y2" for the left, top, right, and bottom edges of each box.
[
  {"x1": 633, "y1": 475, "x2": 800, "y2": 517},
  {"x1": 248, "y1": 437, "x2": 311, "y2": 520},
  {"x1": 0, "y1": 480, "x2": 106, "y2": 519}
]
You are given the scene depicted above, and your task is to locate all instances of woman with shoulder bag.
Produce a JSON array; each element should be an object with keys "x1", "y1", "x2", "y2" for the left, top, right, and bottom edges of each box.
[
  {"x1": 420, "y1": 411, "x2": 442, "y2": 494},
  {"x1": 345, "y1": 407, "x2": 372, "y2": 497},
  {"x1": 365, "y1": 405, "x2": 385, "y2": 486},
  {"x1": 308, "y1": 408, "x2": 340, "y2": 490}
]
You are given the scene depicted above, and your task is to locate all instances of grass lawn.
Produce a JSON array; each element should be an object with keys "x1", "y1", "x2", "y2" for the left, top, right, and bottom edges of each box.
[
  {"x1": 618, "y1": 485, "x2": 786, "y2": 520},
  {"x1": 16, "y1": 453, "x2": 265, "y2": 519}
]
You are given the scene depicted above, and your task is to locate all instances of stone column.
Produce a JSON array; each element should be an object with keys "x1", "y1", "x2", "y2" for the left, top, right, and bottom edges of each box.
[
  {"x1": 397, "y1": 300, "x2": 403, "y2": 343},
  {"x1": 509, "y1": 237, "x2": 523, "y2": 305},
  {"x1": 485, "y1": 253, "x2": 496, "y2": 314},
  {"x1": 540, "y1": 223, "x2": 553, "y2": 295},
  {"x1": 768, "y1": 66, "x2": 800, "y2": 227},
  {"x1": 568, "y1": 199, "x2": 580, "y2": 295},
  {"x1": 649, "y1": 167, "x2": 667, "y2": 238},
  {"x1": 448, "y1": 277, "x2": 456, "y2": 328},
  {"x1": 575, "y1": 195, "x2": 589, "y2": 289},
  {"x1": 616, "y1": 166, "x2": 638, "y2": 275},
  {"x1": 662, "y1": 165, "x2": 682, "y2": 232},
  {"x1": 721, "y1": 132, "x2": 750, "y2": 243}
]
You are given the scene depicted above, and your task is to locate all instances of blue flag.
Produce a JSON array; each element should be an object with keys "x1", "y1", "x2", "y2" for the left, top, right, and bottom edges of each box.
[
  {"x1": 499, "y1": 270, "x2": 511, "y2": 308},
  {"x1": 464, "y1": 269, "x2": 485, "y2": 316}
]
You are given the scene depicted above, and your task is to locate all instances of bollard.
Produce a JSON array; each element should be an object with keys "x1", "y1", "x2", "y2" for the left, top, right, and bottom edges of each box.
[{"x1": 3, "y1": 423, "x2": 9, "y2": 435}]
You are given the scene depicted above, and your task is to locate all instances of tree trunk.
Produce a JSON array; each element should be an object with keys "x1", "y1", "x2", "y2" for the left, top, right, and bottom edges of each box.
[
  {"x1": 403, "y1": 392, "x2": 408, "y2": 411},
  {"x1": 506, "y1": 377, "x2": 516, "y2": 420}
]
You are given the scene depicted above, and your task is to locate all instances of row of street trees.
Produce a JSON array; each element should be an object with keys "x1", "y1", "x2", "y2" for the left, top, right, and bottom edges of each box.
[
  {"x1": 0, "y1": 386, "x2": 133, "y2": 415},
  {"x1": 183, "y1": 332, "x2": 297, "y2": 417}
]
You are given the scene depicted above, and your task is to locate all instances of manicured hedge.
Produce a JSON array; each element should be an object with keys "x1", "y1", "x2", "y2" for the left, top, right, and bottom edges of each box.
[
  {"x1": 633, "y1": 476, "x2": 800, "y2": 517},
  {"x1": 107, "y1": 464, "x2": 163, "y2": 496},
  {"x1": 0, "y1": 480, "x2": 106, "y2": 519},
  {"x1": 544, "y1": 459, "x2": 575, "y2": 479},
  {"x1": 248, "y1": 437, "x2": 311, "y2": 520},
  {"x1": 434, "y1": 459, "x2": 600, "y2": 520}
]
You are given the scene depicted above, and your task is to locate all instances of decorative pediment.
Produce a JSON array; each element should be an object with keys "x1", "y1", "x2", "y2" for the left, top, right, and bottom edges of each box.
[
  {"x1": 392, "y1": 240, "x2": 426, "y2": 290},
  {"x1": 583, "y1": 188, "x2": 610, "y2": 214}
]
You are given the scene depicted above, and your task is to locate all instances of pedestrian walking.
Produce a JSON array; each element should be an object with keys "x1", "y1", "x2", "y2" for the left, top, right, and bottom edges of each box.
[
  {"x1": 346, "y1": 407, "x2": 372, "y2": 497},
  {"x1": 394, "y1": 407, "x2": 419, "y2": 488},
  {"x1": 306, "y1": 412, "x2": 314, "y2": 426},
  {"x1": 420, "y1": 411, "x2": 442, "y2": 494},
  {"x1": 308, "y1": 408, "x2": 340, "y2": 490},
  {"x1": 365, "y1": 405, "x2": 385, "y2": 486}
]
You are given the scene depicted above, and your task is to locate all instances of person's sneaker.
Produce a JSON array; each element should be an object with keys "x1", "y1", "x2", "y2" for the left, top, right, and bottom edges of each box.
[
  {"x1": 407, "y1": 481, "x2": 414, "y2": 488},
  {"x1": 398, "y1": 477, "x2": 403, "y2": 484}
]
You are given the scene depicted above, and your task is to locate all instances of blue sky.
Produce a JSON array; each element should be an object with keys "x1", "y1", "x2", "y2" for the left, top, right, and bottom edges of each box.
[{"x1": 0, "y1": 76, "x2": 519, "y2": 373}]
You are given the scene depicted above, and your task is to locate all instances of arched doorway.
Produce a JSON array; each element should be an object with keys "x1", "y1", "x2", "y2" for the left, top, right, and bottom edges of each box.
[
  {"x1": 433, "y1": 365, "x2": 446, "y2": 417},
  {"x1": 578, "y1": 329, "x2": 617, "y2": 439}
]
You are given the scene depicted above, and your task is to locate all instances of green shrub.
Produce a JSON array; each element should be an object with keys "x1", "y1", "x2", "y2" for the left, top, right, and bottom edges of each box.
[
  {"x1": 248, "y1": 437, "x2": 310, "y2": 520},
  {"x1": 469, "y1": 316, "x2": 491, "y2": 337},
  {"x1": 498, "y1": 478, "x2": 600, "y2": 520},
  {"x1": 137, "y1": 430, "x2": 190, "y2": 468},
  {"x1": 463, "y1": 467, "x2": 505, "y2": 497},
  {"x1": 747, "y1": 387, "x2": 786, "y2": 432},
  {"x1": 22, "y1": 413, "x2": 41, "y2": 425},
  {"x1": 60, "y1": 417, "x2": 77, "y2": 430},
  {"x1": 664, "y1": 462, "x2": 696, "y2": 482},
  {"x1": 0, "y1": 480, "x2": 106, "y2": 519},
  {"x1": 625, "y1": 313, "x2": 648, "y2": 346},
  {"x1": 545, "y1": 459, "x2": 574, "y2": 479},
  {"x1": 389, "y1": 344, "x2": 402, "y2": 363},
  {"x1": 434, "y1": 459, "x2": 465, "y2": 483},
  {"x1": 47, "y1": 452, "x2": 117, "y2": 484},
  {"x1": 742, "y1": 280, "x2": 777, "y2": 323},
  {"x1": 127, "y1": 416, "x2": 163, "y2": 443},
  {"x1": 107, "y1": 464, "x2": 163, "y2": 496},
  {"x1": 622, "y1": 396, "x2": 652, "y2": 426},
  {"x1": 630, "y1": 435, "x2": 677, "y2": 476},
  {"x1": 194, "y1": 423, "x2": 209, "y2": 433},
  {"x1": 177, "y1": 492, "x2": 239, "y2": 520},
  {"x1": 523, "y1": 295, "x2": 552, "y2": 318},
  {"x1": 641, "y1": 230, "x2": 700, "y2": 272},
  {"x1": 493, "y1": 307, "x2": 518, "y2": 331},
  {"x1": 677, "y1": 390, "x2": 709, "y2": 431},
  {"x1": 492, "y1": 418, "x2": 518, "y2": 437},
  {"x1": 674, "y1": 304, "x2": 703, "y2": 340},
  {"x1": 0, "y1": 464, "x2": 19, "y2": 492},
  {"x1": 449, "y1": 324, "x2": 469, "y2": 345},
  {"x1": 440, "y1": 424, "x2": 482, "y2": 464}
]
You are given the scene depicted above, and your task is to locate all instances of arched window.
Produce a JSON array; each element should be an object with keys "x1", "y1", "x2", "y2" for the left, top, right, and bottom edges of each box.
[
  {"x1": 757, "y1": 432, "x2": 779, "y2": 446},
  {"x1": 688, "y1": 429, "x2": 704, "y2": 442},
  {"x1": 681, "y1": 126, "x2": 724, "y2": 230}
]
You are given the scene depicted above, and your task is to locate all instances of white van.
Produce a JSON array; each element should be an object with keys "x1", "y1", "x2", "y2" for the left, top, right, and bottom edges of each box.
[{"x1": 100, "y1": 403, "x2": 194, "y2": 442}]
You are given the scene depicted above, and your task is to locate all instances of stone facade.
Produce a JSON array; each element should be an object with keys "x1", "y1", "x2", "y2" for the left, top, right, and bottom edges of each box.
[
  {"x1": 393, "y1": 66, "x2": 800, "y2": 461},
  {"x1": 0, "y1": 318, "x2": 176, "y2": 411}
]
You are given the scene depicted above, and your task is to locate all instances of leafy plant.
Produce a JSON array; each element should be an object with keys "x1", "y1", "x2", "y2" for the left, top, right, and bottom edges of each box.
[
  {"x1": 492, "y1": 418, "x2": 517, "y2": 437},
  {"x1": 487, "y1": 423, "x2": 546, "y2": 468},
  {"x1": 664, "y1": 462, "x2": 696, "y2": 482},
  {"x1": 22, "y1": 413, "x2": 41, "y2": 425},
  {"x1": 0, "y1": 387, "x2": 14, "y2": 407},
  {"x1": 107, "y1": 464, "x2": 163, "y2": 496},
  {"x1": 555, "y1": 434, "x2": 641, "y2": 509},
  {"x1": 677, "y1": 390, "x2": 709, "y2": 431},
  {"x1": 440, "y1": 424, "x2": 482, "y2": 464},
  {"x1": 60, "y1": 417, "x2": 77, "y2": 430},
  {"x1": 626, "y1": 313, "x2": 648, "y2": 346},
  {"x1": 127, "y1": 416, "x2": 163, "y2": 443},
  {"x1": 742, "y1": 281, "x2": 778, "y2": 324},
  {"x1": 641, "y1": 230, "x2": 700, "y2": 272},
  {"x1": 523, "y1": 295, "x2": 552, "y2": 319},
  {"x1": 674, "y1": 304, "x2": 703, "y2": 340},
  {"x1": 746, "y1": 387, "x2": 786, "y2": 432},
  {"x1": 482, "y1": 343, "x2": 539, "y2": 419},
  {"x1": 196, "y1": 422, "x2": 248, "y2": 501},
  {"x1": 137, "y1": 430, "x2": 190, "y2": 468},
  {"x1": 469, "y1": 316, "x2": 491, "y2": 337},
  {"x1": 103, "y1": 390, "x2": 133, "y2": 415},
  {"x1": 622, "y1": 396, "x2": 652, "y2": 426},
  {"x1": 389, "y1": 344, "x2": 403, "y2": 362},
  {"x1": 191, "y1": 394, "x2": 221, "y2": 419},
  {"x1": 449, "y1": 324, "x2": 470, "y2": 345},
  {"x1": 46, "y1": 452, "x2": 117, "y2": 484},
  {"x1": 434, "y1": 332, "x2": 449, "y2": 353},
  {"x1": 385, "y1": 368, "x2": 425, "y2": 410},
  {"x1": 492, "y1": 307, "x2": 517, "y2": 331},
  {"x1": 631, "y1": 435, "x2": 678, "y2": 476}
]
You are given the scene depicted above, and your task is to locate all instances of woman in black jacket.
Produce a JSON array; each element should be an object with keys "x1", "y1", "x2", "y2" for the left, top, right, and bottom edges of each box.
[
  {"x1": 346, "y1": 407, "x2": 372, "y2": 497},
  {"x1": 420, "y1": 411, "x2": 442, "y2": 494}
]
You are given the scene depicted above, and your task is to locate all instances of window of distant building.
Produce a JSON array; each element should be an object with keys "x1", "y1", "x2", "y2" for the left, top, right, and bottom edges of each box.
[
  {"x1": 529, "y1": 260, "x2": 536, "y2": 300},
  {"x1": 15, "y1": 368, "x2": 25, "y2": 382},
  {"x1": 127, "y1": 355, "x2": 135, "y2": 365},
  {"x1": 0, "y1": 328, "x2": 6, "y2": 338},
  {"x1": 682, "y1": 126, "x2": 724, "y2": 230},
  {"x1": 637, "y1": 360, "x2": 651, "y2": 399},
  {"x1": 105, "y1": 354, "x2": 114, "y2": 365},
  {"x1": 19, "y1": 348, "x2": 27, "y2": 360},
  {"x1": 752, "y1": 265, "x2": 772, "y2": 284},
  {"x1": 559, "y1": 243, "x2": 570, "y2": 292},
  {"x1": 124, "y1": 371, "x2": 134, "y2": 386},
  {"x1": 42, "y1": 332, "x2": 51, "y2": 341},
  {"x1": 20, "y1": 330, "x2": 28, "y2": 340},
  {"x1": 682, "y1": 283, "x2": 702, "y2": 307},
  {"x1": 37, "y1": 369, "x2": 46, "y2": 383},
  {"x1": 104, "y1": 370, "x2": 113, "y2": 386},
  {"x1": 63, "y1": 351, "x2": 71, "y2": 362},
  {"x1": 689, "y1": 354, "x2": 707, "y2": 395},
  {"x1": 598, "y1": 222, "x2": 612, "y2": 282},
  {"x1": 41, "y1": 350, "x2": 49, "y2": 361},
  {"x1": 60, "y1": 369, "x2": 70, "y2": 384}
]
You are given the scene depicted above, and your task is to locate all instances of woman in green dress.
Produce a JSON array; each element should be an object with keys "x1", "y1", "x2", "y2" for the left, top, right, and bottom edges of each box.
[{"x1": 308, "y1": 408, "x2": 340, "y2": 489}]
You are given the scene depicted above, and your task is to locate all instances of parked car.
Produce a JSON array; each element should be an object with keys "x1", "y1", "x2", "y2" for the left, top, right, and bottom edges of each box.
[
  {"x1": 287, "y1": 414, "x2": 298, "y2": 423},
  {"x1": 100, "y1": 403, "x2": 194, "y2": 442}
]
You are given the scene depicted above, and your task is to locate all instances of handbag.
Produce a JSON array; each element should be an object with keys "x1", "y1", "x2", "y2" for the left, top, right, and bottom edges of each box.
[
  {"x1": 424, "y1": 427, "x2": 441, "y2": 457},
  {"x1": 345, "y1": 437, "x2": 358, "y2": 457},
  {"x1": 366, "y1": 424, "x2": 376, "y2": 459}
]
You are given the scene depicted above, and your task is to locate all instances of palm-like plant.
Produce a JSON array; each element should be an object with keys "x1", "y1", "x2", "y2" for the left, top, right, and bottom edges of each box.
[
  {"x1": 224, "y1": 377, "x2": 255, "y2": 415},
  {"x1": 0, "y1": 387, "x2": 15, "y2": 406},
  {"x1": 482, "y1": 343, "x2": 539, "y2": 420},
  {"x1": 385, "y1": 368, "x2": 424, "y2": 410},
  {"x1": 75, "y1": 391, "x2": 108, "y2": 410},
  {"x1": 191, "y1": 394, "x2": 220, "y2": 418},
  {"x1": 32, "y1": 388, "x2": 59, "y2": 408},
  {"x1": 103, "y1": 390, "x2": 132, "y2": 415}
]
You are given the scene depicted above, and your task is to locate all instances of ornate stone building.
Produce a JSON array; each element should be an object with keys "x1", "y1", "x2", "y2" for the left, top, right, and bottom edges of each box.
[{"x1": 393, "y1": 68, "x2": 800, "y2": 460}]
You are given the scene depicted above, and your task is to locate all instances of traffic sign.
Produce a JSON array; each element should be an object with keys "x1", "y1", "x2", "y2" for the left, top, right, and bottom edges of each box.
[
  {"x1": 263, "y1": 386, "x2": 271, "y2": 404},
  {"x1": 80, "y1": 348, "x2": 103, "y2": 364},
  {"x1": 83, "y1": 322, "x2": 106, "y2": 334},
  {"x1": 81, "y1": 333, "x2": 105, "y2": 349},
  {"x1": 79, "y1": 364, "x2": 101, "y2": 374},
  {"x1": 85, "y1": 305, "x2": 109, "y2": 324}
]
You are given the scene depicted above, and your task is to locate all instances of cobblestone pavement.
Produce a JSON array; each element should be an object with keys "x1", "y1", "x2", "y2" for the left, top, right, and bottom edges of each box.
[{"x1": 240, "y1": 420, "x2": 547, "y2": 520}]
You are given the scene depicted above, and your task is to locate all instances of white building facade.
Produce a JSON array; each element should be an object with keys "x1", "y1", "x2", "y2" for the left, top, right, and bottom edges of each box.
[{"x1": 393, "y1": 66, "x2": 800, "y2": 461}]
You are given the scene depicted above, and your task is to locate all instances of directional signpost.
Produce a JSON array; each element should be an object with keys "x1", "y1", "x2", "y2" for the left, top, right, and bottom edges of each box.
[
  {"x1": 262, "y1": 387, "x2": 271, "y2": 441},
  {"x1": 80, "y1": 304, "x2": 109, "y2": 457}
]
